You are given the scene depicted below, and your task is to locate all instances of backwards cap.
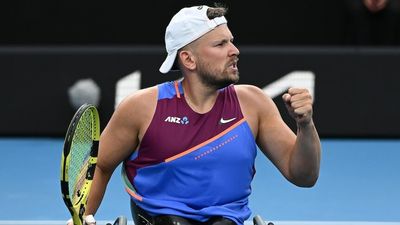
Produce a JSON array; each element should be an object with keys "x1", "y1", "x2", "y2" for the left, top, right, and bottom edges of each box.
[{"x1": 159, "y1": 5, "x2": 227, "y2": 74}]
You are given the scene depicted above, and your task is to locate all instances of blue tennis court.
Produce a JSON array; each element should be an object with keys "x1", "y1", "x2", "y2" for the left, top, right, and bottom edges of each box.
[{"x1": 0, "y1": 138, "x2": 399, "y2": 224}]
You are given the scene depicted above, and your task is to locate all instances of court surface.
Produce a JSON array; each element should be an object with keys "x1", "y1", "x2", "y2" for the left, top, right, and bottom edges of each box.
[{"x1": 0, "y1": 138, "x2": 399, "y2": 224}]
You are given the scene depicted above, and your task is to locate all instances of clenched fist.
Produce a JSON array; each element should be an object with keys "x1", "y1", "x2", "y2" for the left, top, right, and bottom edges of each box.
[{"x1": 282, "y1": 88, "x2": 313, "y2": 126}]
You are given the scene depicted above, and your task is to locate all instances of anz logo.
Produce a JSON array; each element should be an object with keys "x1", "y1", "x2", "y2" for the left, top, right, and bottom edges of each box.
[{"x1": 165, "y1": 116, "x2": 189, "y2": 125}]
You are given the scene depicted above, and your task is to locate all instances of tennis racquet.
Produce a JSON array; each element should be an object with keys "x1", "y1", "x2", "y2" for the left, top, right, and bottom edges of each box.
[
  {"x1": 107, "y1": 216, "x2": 128, "y2": 225},
  {"x1": 253, "y1": 215, "x2": 272, "y2": 225},
  {"x1": 60, "y1": 103, "x2": 100, "y2": 225}
]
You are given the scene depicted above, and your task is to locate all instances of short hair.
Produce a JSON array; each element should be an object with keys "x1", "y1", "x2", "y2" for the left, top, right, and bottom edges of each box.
[{"x1": 207, "y1": 4, "x2": 228, "y2": 19}]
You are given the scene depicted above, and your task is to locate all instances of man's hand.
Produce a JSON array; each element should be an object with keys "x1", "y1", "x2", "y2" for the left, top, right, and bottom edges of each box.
[
  {"x1": 66, "y1": 215, "x2": 96, "y2": 225},
  {"x1": 282, "y1": 88, "x2": 313, "y2": 126}
]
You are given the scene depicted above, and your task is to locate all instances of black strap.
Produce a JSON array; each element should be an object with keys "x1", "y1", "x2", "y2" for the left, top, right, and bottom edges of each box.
[
  {"x1": 130, "y1": 201, "x2": 236, "y2": 225},
  {"x1": 130, "y1": 201, "x2": 155, "y2": 225}
]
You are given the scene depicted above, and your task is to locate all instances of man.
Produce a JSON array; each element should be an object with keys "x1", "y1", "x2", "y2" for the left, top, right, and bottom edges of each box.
[{"x1": 69, "y1": 4, "x2": 321, "y2": 225}]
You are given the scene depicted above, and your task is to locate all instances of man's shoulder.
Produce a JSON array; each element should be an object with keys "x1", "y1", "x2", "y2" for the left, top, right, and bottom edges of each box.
[
  {"x1": 234, "y1": 84, "x2": 265, "y2": 97},
  {"x1": 234, "y1": 84, "x2": 274, "y2": 108},
  {"x1": 124, "y1": 85, "x2": 157, "y2": 102},
  {"x1": 116, "y1": 85, "x2": 158, "y2": 113}
]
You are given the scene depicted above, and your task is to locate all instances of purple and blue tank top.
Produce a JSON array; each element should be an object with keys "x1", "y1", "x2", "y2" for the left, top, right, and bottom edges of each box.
[{"x1": 123, "y1": 80, "x2": 257, "y2": 225}]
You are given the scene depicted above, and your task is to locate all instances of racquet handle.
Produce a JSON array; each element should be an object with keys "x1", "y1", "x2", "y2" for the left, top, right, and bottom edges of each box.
[
  {"x1": 107, "y1": 216, "x2": 127, "y2": 225},
  {"x1": 253, "y1": 215, "x2": 274, "y2": 225}
]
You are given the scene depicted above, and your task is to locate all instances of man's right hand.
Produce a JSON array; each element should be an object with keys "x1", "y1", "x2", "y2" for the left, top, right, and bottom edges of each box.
[{"x1": 66, "y1": 215, "x2": 96, "y2": 225}]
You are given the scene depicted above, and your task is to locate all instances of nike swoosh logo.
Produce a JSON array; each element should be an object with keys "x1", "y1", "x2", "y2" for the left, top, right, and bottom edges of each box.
[{"x1": 219, "y1": 117, "x2": 236, "y2": 124}]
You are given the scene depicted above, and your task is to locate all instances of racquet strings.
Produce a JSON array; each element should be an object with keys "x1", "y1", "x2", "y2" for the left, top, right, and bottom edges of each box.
[{"x1": 68, "y1": 109, "x2": 94, "y2": 204}]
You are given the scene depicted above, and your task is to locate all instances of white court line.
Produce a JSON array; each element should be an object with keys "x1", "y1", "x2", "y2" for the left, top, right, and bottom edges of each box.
[{"x1": 0, "y1": 221, "x2": 398, "y2": 225}]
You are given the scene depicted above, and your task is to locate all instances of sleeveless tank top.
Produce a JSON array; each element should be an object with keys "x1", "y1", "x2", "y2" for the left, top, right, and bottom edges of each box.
[{"x1": 123, "y1": 80, "x2": 257, "y2": 225}]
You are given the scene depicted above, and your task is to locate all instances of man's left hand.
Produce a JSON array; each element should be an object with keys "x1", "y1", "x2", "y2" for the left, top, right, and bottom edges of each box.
[{"x1": 282, "y1": 88, "x2": 313, "y2": 126}]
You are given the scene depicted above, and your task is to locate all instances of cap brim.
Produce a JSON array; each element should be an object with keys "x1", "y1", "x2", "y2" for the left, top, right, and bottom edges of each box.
[{"x1": 159, "y1": 50, "x2": 178, "y2": 74}]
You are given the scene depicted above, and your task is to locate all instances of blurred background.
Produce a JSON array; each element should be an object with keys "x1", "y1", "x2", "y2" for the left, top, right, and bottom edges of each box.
[{"x1": 0, "y1": 0, "x2": 399, "y2": 224}]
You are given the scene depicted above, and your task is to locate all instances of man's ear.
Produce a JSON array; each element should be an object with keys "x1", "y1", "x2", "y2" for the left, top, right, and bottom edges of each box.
[{"x1": 178, "y1": 50, "x2": 196, "y2": 71}]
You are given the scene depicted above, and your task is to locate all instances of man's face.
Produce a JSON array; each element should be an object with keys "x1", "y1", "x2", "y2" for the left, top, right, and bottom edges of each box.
[{"x1": 192, "y1": 24, "x2": 240, "y2": 89}]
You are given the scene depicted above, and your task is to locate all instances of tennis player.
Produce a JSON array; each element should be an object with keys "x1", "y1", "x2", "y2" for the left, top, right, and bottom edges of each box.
[{"x1": 69, "y1": 4, "x2": 321, "y2": 225}]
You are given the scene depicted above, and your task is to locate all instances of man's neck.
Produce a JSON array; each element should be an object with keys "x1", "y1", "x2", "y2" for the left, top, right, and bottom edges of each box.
[{"x1": 181, "y1": 78, "x2": 219, "y2": 114}]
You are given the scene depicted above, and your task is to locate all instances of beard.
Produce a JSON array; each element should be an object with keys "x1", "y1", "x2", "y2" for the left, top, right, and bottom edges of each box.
[{"x1": 196, "y1": 59, "x2": 240, "y2": 90}]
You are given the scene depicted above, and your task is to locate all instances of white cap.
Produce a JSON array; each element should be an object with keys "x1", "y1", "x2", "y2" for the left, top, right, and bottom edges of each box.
[{"x1": 159, "y1": 5, "x2": 227, "y2": 74}]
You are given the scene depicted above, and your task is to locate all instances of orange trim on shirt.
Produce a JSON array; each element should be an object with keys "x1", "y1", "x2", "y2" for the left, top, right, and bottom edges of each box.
[
  {"x1": 125, "y1": 187, "x2": 143, "y2": 201},
  {"x1": 165, "y1": 118, "x2": 245, "y2": 162},
  {"x1": 174, "y1": 81, "x2": 181, "y2": 98}
]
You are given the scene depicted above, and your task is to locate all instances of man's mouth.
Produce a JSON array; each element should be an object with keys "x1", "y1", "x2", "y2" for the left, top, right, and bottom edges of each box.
[{"x1": 229, "y1": 59, "x2": 239, "y2": 70}]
